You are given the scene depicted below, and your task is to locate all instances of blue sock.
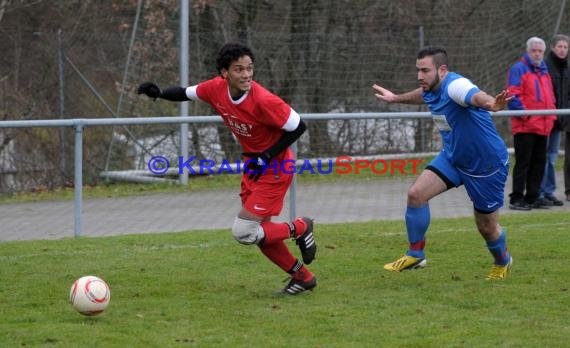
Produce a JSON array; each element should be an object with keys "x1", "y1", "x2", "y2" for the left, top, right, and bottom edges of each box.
[
  {"x1": 486, "y1": 228, "x2": 510, "y2": 266},
  {"x1": 405, "y1": 204, "x2": 430, "y2": 259}
]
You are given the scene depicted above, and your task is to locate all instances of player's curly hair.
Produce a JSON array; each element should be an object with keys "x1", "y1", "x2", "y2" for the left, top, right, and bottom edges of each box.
[{"x1": 215, "y1": 42, "x2": 255, "y2": 75}]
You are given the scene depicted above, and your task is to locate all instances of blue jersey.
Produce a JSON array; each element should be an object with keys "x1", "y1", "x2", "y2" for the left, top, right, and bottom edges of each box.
[{"x1": 422, "y1": 72, "x2": 508, "y2": 175}]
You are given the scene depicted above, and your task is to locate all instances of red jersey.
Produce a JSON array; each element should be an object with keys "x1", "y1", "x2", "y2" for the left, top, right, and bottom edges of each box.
[
  {"x1": 193, "y1": 76, "x2": 296, "y2": 217},
  {"x1": 196, "y1": 77, "x2": 292, "y2": 158}
]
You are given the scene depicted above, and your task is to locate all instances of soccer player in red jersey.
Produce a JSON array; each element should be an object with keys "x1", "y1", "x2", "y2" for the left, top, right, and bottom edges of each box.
[{"x1": 138, "y1": 43, "x2": 317, "y2": 295}]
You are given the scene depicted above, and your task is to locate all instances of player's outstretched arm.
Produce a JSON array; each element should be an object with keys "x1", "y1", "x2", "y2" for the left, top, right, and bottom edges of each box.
[
  {"x1": 137, "y1": 81, "x2": 190, "y2": 102},
  {"x1": 372, "y1": 84, "x2": 424, "y2": 105},
  {"x1": 471, "y1": 90, "x2": 512, "y2": 112}
]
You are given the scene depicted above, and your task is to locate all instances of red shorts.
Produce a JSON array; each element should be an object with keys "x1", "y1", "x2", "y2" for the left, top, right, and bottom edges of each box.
[{"x1": 240, "y1": 171, "x2": 293, "y2": 218}]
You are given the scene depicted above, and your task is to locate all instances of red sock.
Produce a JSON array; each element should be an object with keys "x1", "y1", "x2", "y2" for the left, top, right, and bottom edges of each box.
[
  {"x1": 291, "y1": 218, "x2": 308, "y2": 238},
  {"x1": 292, "y1": 264, "x2": 314, "y2": 282},
  {"x1": 259, "y1": 240, "x2": 297, "y2": 273},
  {"x1": 260, "y1": 221, "x2": 292, "y2": 244}
]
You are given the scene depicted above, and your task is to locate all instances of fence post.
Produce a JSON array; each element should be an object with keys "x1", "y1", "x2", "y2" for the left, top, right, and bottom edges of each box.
[
  {"x1": 179, "y1": 0, "x2": 189, "y2": 185},
  {"x1": 74, "y1": 121, "x2": 84, "y2": 237},
  {"x1": 58, "y1": 29, "x2": 67, "y2": 186}
]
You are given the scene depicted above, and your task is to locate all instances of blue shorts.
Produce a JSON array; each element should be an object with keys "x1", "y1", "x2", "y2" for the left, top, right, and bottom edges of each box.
[{"x1": 427, "y1": 152, "x2": 509, "y2": 213}]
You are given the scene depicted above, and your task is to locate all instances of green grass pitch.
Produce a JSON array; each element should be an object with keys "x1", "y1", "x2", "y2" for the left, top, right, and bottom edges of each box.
[{"x1": 1, "y1": 211, "x2": 569, "y2": 347}]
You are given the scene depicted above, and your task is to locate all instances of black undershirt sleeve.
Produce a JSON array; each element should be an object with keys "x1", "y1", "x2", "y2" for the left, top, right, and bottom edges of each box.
[
  {"x1": 160, "y1": 86, "x2": 190, "y2": 102},
  {"x1": 264, "y1": 119, "x2": 307, "y2": 159}
]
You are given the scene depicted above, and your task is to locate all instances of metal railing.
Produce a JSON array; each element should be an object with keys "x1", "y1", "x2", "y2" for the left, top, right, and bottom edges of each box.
[{"x1": 0, "y1": 109, "x2": 567, "y2": 237}]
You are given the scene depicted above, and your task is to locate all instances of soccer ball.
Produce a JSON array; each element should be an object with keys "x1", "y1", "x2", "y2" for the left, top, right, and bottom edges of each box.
[{"x1": 69, "y1": 275, "x2": 111, "y2": 316}]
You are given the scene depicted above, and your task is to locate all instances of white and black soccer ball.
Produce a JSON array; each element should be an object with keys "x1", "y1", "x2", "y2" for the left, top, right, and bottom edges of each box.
[{"x1": 69, "y1": 275, "x2": 111, "y2": 316}]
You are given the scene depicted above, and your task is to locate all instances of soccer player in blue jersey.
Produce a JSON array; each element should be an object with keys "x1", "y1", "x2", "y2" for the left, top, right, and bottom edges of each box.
[{"x1": 372, "y1": 46, "x2": 513, "y2": 280}]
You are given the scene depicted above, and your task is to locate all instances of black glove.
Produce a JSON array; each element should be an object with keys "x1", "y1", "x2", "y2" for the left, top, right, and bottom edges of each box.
[
  {"x1": 137, "y1": 82, "x2": 162, "y2": 99},
  {"x1": 242, "y1": 152, "x2": 272, "y2": 182}
]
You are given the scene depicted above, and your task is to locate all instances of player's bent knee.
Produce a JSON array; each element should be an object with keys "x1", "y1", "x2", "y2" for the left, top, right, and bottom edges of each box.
[
  {"x1": 232, "y1": 217, "x2": 264, "y2": 245},
  {"x1": 407, "y1": 186, "x2": 424, "y2": 205}
]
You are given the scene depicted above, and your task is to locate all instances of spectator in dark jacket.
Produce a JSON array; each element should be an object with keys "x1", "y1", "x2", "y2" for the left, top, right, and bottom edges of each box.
[
  {"x1": 507, "y1": 37, "x2": 557, "y2": 210},
  {"x1": 540, "y1": 34, "x2": 569, "y2": 206},
  {"x1": 566, "y1": 115, "x2": 570, "y2": 202}
]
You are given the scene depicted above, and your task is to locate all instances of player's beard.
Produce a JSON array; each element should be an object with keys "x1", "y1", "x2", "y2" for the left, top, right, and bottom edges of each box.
[
  {"x1": 427, "y1": 73, "x2": 441, "y2": 92},
  {"x1": 419, "y1": 72, "x2": 441, "y2": 92}
]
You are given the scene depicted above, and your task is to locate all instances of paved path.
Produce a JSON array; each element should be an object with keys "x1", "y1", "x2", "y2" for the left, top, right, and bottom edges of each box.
[{"x1": 1, "y1": 172, "x2": 569, "y2": 241}]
